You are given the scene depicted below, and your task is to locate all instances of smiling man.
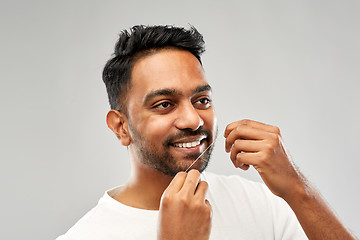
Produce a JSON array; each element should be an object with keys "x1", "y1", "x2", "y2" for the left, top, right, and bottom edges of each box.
[
  {"x1": 118, "y1": 49, "x2": 216, "y2": 177},
  {"x1": 57, "y1": 25, "x2": 355, "y2": 240}
]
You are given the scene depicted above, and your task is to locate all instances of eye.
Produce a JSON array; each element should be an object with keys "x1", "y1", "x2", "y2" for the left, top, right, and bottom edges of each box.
[
  {"x1": 153, "y1": 101, "x2": 173, "y2": 109},
  {"x1": 159, "y1": 102, "x2": 171, "y2": 108},
  {"x1": 194, "y1": 97, "x2": 212, "y2": 109},
  {"x1": 199, "y1": 98, "x2": 210, "y2": 104}
]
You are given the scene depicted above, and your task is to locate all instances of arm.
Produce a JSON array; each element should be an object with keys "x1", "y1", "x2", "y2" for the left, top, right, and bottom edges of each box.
[
  {"x1": 157, "y1": 170, "x2": 212, "y2": 240},
  {"x1": 224, "y1": 119, "x2": 356, "y2": 240},
  {"x1": 284, "y1": 175, "x2": 356, "y2": 240}
]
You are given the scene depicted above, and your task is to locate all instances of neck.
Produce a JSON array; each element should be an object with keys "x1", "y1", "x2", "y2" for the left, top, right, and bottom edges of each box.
[{"x1": 112, "y1": 161, "x2": 173, "y2": 210}]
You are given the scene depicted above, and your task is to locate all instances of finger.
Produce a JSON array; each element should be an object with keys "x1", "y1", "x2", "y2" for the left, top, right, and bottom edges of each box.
[
  {"x1": 181, "y1": 169, "x2": 201, "y2": 196},
  {"x1": 235, "y1": 152, "x2": 262, "y2": 167},
  {"x1": 225, "y1": 125, "x2": 270, "y2": 152},
  {"x1": 205, "y1": 199, "x2": 213, "y2": 218},
  {"x1": 229, "y1": 148, "x2": 251, "y2": 170},
  {"x1": 165, "y1": 171, "x2": 187, "y2": 194},
  {"x1": 224, "y1": 120, "x2": 241, "y2": 138},
  {"x1": 232, "y1": 158, "x2": 250, "y2": 170},
  {"x1": 224, "y1": 119, "x2": 281, "y2": 138},
  {"x1": 240, "y1": 119, "x2": 281, "y2": 134},
  {"x1": 229, "y1": 145, "x2": 247, "y2": 169},
  {"x1": 229, "y1": 140, "x2": 261, "y2": 164},
  {"x1": 231, "y1": 139, "x2": 263, "y2": 154},
  {"x1": 238, "y1": 163, "x2": 250, "y2": 171},
  {"x1": 230, "y1": 156, "x2": 250, "y2": 170},
  {"x1": 229, "y1": 139, "x2": 265, "y2": 165},
  {"x1": 194, "y1": 180, "x2": 209, "y2": 201}
]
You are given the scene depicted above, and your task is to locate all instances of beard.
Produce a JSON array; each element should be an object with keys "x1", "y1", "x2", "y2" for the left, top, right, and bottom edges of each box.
[{"x1": 129, "y1": 124, "x2": 216, "y2": 176}]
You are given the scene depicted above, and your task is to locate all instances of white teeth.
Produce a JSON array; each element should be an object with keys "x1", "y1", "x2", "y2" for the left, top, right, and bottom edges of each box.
[{"x1": 174, "y1": 140, "x2": 201, "y2": 148}]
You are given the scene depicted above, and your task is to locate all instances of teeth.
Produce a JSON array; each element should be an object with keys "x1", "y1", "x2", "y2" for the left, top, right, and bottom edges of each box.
[{"x1": 174, "y1": 140, "x2": 201, "y2": 148}]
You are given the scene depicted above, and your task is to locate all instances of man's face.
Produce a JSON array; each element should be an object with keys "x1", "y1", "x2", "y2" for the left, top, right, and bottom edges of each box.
[{"x1": 125, "y1": 49, "x2": 217, "y2": 176}]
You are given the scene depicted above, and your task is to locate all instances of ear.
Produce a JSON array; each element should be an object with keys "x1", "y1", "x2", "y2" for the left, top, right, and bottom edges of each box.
[{"x1": 106, "y1": 110, "x2": 131, "y2": 146}]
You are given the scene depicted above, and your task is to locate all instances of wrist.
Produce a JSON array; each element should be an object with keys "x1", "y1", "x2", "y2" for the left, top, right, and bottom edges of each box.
[{"x1": 282, "y1": 177, "x2": 315, "y2": 207}]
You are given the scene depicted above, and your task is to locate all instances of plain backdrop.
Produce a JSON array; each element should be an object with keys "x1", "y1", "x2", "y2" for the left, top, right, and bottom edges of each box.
[{"x1": 0, "y1": 0, "x2": 359, "y2": 239}]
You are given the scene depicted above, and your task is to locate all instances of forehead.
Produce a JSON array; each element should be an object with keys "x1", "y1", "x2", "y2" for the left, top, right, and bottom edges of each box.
[{"x1": 129, "y1": 49, "x2": 208, "y2": 98}]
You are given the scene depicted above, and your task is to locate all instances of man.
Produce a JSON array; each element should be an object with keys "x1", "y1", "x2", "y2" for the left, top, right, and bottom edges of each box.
[{"x1": 57, "y1": 25, "x2": 355, "y2": 239}]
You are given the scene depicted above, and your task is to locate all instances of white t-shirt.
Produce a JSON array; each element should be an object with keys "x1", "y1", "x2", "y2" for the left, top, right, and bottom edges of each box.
[{"x1": 57, "y1": 172, "x2": 308, "y2": 240}]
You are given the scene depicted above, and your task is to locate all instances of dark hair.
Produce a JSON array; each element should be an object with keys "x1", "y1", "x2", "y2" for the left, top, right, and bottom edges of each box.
[{"x1": 102, "y1": 25, "x2": 205, "y2": 113}]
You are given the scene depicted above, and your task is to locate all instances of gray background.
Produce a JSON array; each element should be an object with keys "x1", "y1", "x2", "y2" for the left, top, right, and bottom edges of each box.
[{"x1": 1, "y1": 0, "x2": 359, "y2": 239}]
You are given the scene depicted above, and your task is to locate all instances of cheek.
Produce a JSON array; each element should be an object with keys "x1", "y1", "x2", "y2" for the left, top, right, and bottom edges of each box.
[
  {"x1": 202, "y1": 110, "x2": 217, "y2": 130},
  {"x1": 142, "y1": 115, "x2": 174, "y2": 141},
  {"x1": 212, "y1": 114, "x2": 218, "y2": 131}
]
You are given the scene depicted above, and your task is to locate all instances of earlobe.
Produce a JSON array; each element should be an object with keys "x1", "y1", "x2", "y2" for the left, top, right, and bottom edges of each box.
[{"x1": 106, "y1": 110, "x2": 132, "y2": 146}]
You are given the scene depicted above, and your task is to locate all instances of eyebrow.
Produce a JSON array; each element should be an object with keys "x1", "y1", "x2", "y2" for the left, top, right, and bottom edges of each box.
[
  {"x1": 194, "y1": 84, "x2": 212, "y2": 95},
  {"x1": 143, "y1": 84, "x2": 212, "y2": 104}
]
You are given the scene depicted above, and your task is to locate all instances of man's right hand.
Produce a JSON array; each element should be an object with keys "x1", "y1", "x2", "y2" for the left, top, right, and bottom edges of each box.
[{"x1": 157, "y1": 169, "x2": 212, "y2": 240}]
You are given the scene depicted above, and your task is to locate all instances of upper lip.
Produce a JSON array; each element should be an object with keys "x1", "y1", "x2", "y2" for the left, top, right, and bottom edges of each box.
[{"x1": 171, "y1": 135, "x2": 207, "y2": 144}]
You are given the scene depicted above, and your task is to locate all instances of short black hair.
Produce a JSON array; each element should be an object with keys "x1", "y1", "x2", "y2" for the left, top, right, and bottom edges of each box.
[{"x1": 102, "y1": 25, "x2": 205, "y2": 113}]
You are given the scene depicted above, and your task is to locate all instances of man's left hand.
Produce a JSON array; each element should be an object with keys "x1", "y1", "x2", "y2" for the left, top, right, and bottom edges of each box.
[{"x1": 224, "y1": 119, "x2": 304, "y2": 200}]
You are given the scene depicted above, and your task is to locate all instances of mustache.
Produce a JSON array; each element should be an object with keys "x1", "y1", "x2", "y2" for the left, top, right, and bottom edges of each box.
[{"x1": 164, "y1": 127, "x2": 212, "y2": 146}]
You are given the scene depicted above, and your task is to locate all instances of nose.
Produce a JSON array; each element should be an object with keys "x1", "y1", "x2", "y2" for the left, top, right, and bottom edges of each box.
[{"x1": 174, "y1": 102, "x2": 204, "y2": 131}]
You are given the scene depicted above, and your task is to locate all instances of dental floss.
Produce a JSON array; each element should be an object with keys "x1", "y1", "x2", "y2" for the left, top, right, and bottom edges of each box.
[{"x1": 185, "y1": 141, "x2": 214, "y2": 173}]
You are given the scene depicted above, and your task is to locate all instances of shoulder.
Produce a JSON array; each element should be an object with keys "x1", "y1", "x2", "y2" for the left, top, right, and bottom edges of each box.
[{"x1": 57, "y1": 187, "x2": 159, "y2": 240}]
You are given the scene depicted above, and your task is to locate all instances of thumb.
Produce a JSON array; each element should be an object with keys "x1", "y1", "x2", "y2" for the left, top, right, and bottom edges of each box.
[{"x1": 205, "y1": 199, "x2": 213, "y2": 218}]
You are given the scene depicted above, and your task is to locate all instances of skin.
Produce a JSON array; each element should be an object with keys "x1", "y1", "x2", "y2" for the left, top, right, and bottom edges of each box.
[
  {"x1": 107, "y1": 49, "x2": 215, "y2": 239},
  {"x1": 158, "y1": 170, "x2": 212, "y2": 240},
  {"x1": 107, "y1": 49, "x2": 356, "y2": 239}
]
